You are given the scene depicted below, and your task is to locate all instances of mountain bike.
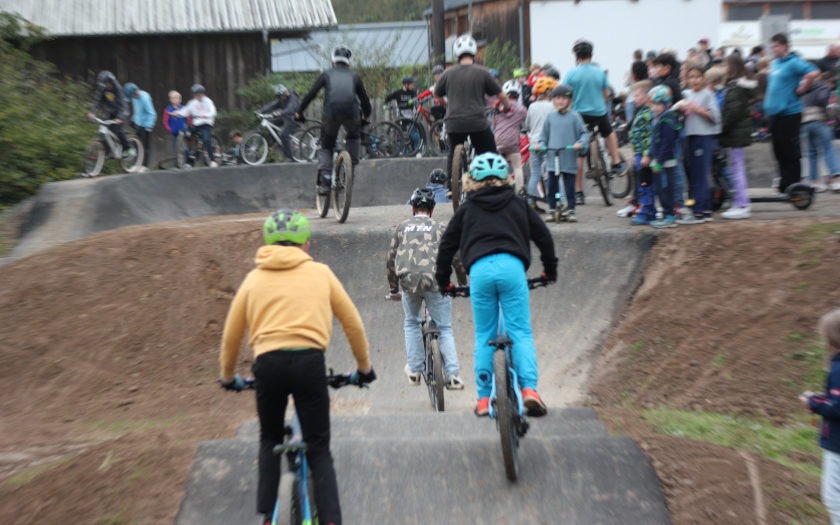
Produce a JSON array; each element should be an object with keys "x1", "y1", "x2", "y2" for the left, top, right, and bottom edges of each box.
[
  {"x1": 446, "y1": 277, "x2": 550, "y2": 481},
  {"x1": 393, "y1": 99, "x2": 443, "y2": 157},
  {"x1": 83, "y1": 118, "x2": 144, "y2": 177},
  {"x1": 584, "y1": 122, "x2": 613, "y2": 206},
  {"x1": 175, "y1": 128, "x2": 222, "y2": 168},
  {"x1": 450, "y1": 137, "x2": 475, "y2": 212},
  {"x1": 243, "y1": 370, "x2": 367, "y2": 525},
  {"x1": 521, "y1": 146, "x2": 579, "y2": 222},
  {"x1": 240, "y1": 113, "x2": 312, "y2": 165},
  {"x1": 298, "y1": 121, "x2": 403, "y2": 162},
  {"x1": 385, "y1": 292, "x2": 446, "y2": 412}
]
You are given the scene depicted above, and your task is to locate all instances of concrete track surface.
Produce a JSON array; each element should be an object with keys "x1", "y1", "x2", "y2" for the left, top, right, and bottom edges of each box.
[{"x1": 175, "y1": 214, "x2": 667, "y2": 524}]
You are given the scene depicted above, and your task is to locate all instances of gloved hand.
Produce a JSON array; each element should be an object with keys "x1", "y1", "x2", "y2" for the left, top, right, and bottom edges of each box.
[
  {"x1": 542, "y1": 259, "x2": 558, "y2": 283},
  {"x1": 219, "y1": 373, "x2": 246, "y2": 392},
  {"x1": 385, "y1": 289, "x2": 402, "y2": 301},
  {"x1": 382, "y1": 104, "x2": 390, "y2": 111},
  {"x1": 350, "y1": 367, "x2": 377, "y2": 385},
  {"x1": 440, "y1": 282, "x2": 455, "y2": 296},
  {"x1": 293, "y1": 112, "x2": 306, "y2": 123}
]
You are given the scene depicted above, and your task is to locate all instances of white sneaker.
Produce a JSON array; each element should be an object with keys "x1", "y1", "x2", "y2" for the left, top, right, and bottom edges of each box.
[
  {"x1": 209, "y1": 161, "x2": 219, "y2": 168},
  {"x1": 830, "y1": 179, "x2": 840, "y2": 192},
  {"x1": 404, "y1": 364, "x2": 421, "y2": 385},
  {"x1": 445, "y1": 375, "x2": 465, "y2": 390},
  {"x1": 771, "y1": 176, "x2": 780, "y2": 190},
  {"x1": 616, "y1": 202, "x2": 637, "y2": 218},
  {"x1": 811, "y1": 182, "x2": 827, "y2": 193},
  {"x1": 136, "y1": 166, "x2": 148, "y2": 174},
  {"x1": 721, "y1": 206, "x2": 751, "y2": 220}
]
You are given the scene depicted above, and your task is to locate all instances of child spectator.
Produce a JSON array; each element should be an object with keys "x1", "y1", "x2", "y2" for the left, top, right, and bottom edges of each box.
[
  {"x1": 386, "y1": 188, "x2": 464, "y2": 390},
  {"x1": 627, "y1": 80, "x2": 655, "y2": 225},
  {"x1": 651, "y1": 53, "x2": 687, "y2": 212},
  {"x1": 175, "y1": 84, "x2": 218, "y2": 167},
  {"x1": 435, "y1": 152, "x2": 557, "y2": 417},
  {"x1": 523, "y1": 76, "x2": 558, "y2": 212},
  {"x1": 163, "y1": 90, "x2": 188, "y2": 161},
  {"x1": 801, "y1": 71, "x2": 840, "y2": 191},
  {"x1": 539, "y1": 84, "x2": 589, "y2": 223},
  {"x1": 123, "y1": 82, "x2": 156, "y2": 173},
  {"x1": 227, "y1": 130, "x2": 244, "y2": 165},
  {"x1": 648, "y1": 85, "x2": 682, "y2": 228},
  {"x1": 674, "y1": 65, "x2": 720, "y2": 223},
  {"x1": 426, "y1": 168, "x2": 451, "y2": 203},
  {"x1": 494, "y1": 81, "x2": 528, "y2": 193},
  {"x1": 801, "y1": 309, "x2": 840, "y2": 525},
  {"x1": 720, "y1": 55, "x2": 758, "y2": 220}
]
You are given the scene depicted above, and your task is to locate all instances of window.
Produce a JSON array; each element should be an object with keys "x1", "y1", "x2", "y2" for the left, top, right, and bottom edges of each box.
[
  {"x1": 811, "y1": 3, "x2": 840, "y2": 19},
  {"x1": 727, "y1": 5, "x2": 763, "y2": 21},
  {"x1": 768, "y1": 4, "x2": 804, "y2": 20}
]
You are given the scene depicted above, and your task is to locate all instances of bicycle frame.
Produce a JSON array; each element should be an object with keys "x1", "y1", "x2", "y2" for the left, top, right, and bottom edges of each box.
[
  {"x1": 274, "y1": 414, "x2": 316, "y2": 525},
  {"x1": 95, "y1": 119, "x2": 123, "y2": 157}
]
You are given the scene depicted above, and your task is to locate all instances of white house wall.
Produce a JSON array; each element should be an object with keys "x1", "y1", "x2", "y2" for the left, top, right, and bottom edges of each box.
[{"x1": 720, "y1": 20, "x2": 840, "y2": 60}]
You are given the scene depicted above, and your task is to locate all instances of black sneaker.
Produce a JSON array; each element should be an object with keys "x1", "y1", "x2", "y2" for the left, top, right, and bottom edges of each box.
[
  {"x1": 318, "y1": 184, "x2": 331, "y2": 195},
  {"x1": 575, "y1": 191, "x2": 585, "y2": 205}
]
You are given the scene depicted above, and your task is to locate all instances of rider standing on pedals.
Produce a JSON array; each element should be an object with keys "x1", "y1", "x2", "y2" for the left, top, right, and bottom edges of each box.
[
  {"x1": 257, "y1": 84, "x2": 301, "y2": 162},
  {"x1": 434, "y1": 35, "x2": 510, "y2": 193},
  {"x1": 218, "y1": 209, "x2": 376, "y2": 525},
  {"x1": 435, "y1": 152, "x2": 557, "y2": 418},
  {"x1": 87, "y1": 71, "x2": 134, "y2": 160},
  {"x1": 296, "y1": 45, "x2": 372, "y2": 195}
]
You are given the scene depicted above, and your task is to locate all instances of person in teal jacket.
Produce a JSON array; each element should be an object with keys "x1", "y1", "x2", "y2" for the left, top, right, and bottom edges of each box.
[{"x1": 124, "y1": 82, "x2": 157, "y2": 172}]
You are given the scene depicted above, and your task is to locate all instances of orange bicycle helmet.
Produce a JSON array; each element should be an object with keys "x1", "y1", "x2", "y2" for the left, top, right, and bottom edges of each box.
[{"x1": 533, "y1": 77, "x2": 558, "y2": 96}]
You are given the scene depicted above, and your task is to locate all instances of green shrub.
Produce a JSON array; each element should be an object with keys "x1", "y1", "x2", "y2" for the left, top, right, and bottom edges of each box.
[{"x1": 0, "y1": 13, "x2": 91, "y2": 205}]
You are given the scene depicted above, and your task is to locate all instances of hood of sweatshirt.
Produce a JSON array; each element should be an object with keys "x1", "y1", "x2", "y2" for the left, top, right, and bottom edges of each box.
[
  {"x1": 735, "y1": 77, "x2": 758, "y2": 90},
  {"x1": 254, "y1": 245, "x2": 312, "y2": 270},
  {"x1": 469, "y1": 184, "x2": 517, "y2": 212}
]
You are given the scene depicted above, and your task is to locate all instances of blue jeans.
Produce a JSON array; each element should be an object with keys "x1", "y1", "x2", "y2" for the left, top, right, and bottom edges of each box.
[
  {"x1": 528, "y1": 148, "x2": 547, "y2": 203},
  {"x1": 655, "y1": 166, "x2": 676, "y2": 218},
  {"x1": 469, "y1": 253, "x2": 539, "y2": 398},
  {"x1": 801, "y1": 120, "x2": 840, "y2": 181},
  {"x1": 547, "y1": 172, "x2": 575, "y2": 211},
  {"x1": 402, "y1": 289, "x2": 459, "y2": 378},
  {"x1": 687, "y1": 135, "x2": 714, "y2": 214},
  {"x1": 193, "y1": 124, "x2": 216, "y2": 162},
  {"x1": 673, "y1": 134, "x2": 686, "y2": 207}
]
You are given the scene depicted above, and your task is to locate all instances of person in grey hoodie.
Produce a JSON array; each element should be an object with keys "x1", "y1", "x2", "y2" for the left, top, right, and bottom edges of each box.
[{"x1": 538, "y1": 84, "x2": 590, "y2": 223}]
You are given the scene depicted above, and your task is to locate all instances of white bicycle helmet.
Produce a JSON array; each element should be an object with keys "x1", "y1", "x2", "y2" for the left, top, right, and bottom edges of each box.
[
  {"x1": 502, "y1": 79, "x2": 520, "y2": 97},
  {"x1": 453, "y1": 34, "x2": 477, "y2": 59},
  {"x1": 332, "y1": 45, "x2": 352, "y2": 65}
]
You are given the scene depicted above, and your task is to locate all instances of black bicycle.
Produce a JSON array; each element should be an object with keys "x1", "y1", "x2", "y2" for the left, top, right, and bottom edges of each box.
[{"x1": 446, "y1": 277, "x2": 550, "y2": 481}]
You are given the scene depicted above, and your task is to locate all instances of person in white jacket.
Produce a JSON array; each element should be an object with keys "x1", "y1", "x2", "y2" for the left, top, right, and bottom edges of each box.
[{"x1": 175, "y1": 84, "x2": 218, "y2": 167}]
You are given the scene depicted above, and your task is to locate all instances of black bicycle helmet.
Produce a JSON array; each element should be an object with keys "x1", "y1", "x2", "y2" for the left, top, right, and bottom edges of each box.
[
  {"x1": 191, "y1": 83, "x2": 206, "y2": 94},
  {"x1": 551, "y1": 84, "x2": 573, "y2": 98},
  {"x1": 429, "y1": 168, "x2": 447, "y2": 184},
  {"x1": 332, "y1": 45, "x2": 352, "y2": 65},
  {"x1": 409, "y1": 187, "x2": 436, "y2": 209},
  {"x1": 402, "y1": 76, "x2": 415, "y2": 85},
  {"x1": 573, "y1": 39, "x2": 594, "y2": 56}
]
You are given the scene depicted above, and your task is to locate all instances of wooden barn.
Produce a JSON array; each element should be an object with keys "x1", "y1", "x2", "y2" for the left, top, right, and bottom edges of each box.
[{"x1": 0, "y1": 0, "x2": 337, "y2": 111}]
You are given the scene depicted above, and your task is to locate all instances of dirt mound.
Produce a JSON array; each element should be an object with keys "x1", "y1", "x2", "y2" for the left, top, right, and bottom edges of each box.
[{"x1": 592, "y1": 219, "x2": 840, "y2": 524}]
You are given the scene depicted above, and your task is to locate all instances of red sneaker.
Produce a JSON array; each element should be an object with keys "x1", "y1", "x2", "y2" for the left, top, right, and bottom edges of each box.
[
  {"x1": 475, "y1": 397, "x2": 490, "y2": 417},
  {"x1": 521, "y1": 388, "x2": 547, "y2": 417}
]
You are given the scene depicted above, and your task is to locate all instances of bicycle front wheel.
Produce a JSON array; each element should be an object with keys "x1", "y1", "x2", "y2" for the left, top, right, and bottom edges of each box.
[
  {"x1": 396, "y1": 117, "x2": 425, "y2": 157},
  {"x1": 298, "y1": 124, "x2": 323, "y2": 162},
  {"x1": 120, "y1": 136, "x2": 144, "y2": 173},
  {"x1": 428, "y1": 337, "x2": 445, "y2": 412},
  {"x1": 275, "y1": 471, "x2": 297, "y2": 525},
  {"x1": 241, "y1": 132, "x2": 269, "y2": 165},
  {"x1": 333, "y1": 151, "x2": 353, "y2": 223},
  {"x1": 366, "y1": 121, "x2": 404, "y2": 158},
  {"x1": 589, "y1": 140, "x2": 612, "y2": 206},
  {"x1": 83, "y1": 140, "x2": 106, "y2": 177},
  {"x1": 493, "y1": 350, "x2": 519, "y2": 482},
  {"x1": 451, "y1": 144, "x2": 467, "y2": 212},
  {"x1": 610, "y1": 162, "x2": 633, "y2": 199}
]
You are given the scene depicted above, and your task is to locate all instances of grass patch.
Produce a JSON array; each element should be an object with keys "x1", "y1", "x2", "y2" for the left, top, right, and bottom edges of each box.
[
  {"x1": 644, "y1": 408, "x2": 821, "y2": 477},
  {"x1": 788, "y1": 334, "x2": 827, "y2": 393},
  {"x1": 629, "y1": 339, "x2": 644, "y2": 360},
  {"x1": 711, "y1": 351, "x2": 726, "y2": 369},
  {"x1": 1, "y1": 455, "x2": 75, "y2": 489},
  {"x1": 769, "y1": 493, "x2": 827, "y2": 525}
]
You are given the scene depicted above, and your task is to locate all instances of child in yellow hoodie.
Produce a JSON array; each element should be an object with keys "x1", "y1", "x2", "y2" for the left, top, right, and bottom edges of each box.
[{"x1": 219, "y1": 209, "x2": 375, "y2": 525}]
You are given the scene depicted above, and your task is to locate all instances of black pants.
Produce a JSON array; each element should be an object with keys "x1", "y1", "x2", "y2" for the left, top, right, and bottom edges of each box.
[
  {"x1": 318, "y1": 116, "x2": 361, "y2": 181},
  {"x1": 108, "y1": 122, "x2": 130, "y2": 151},
  {"x1": 270, "y1": 117, "x2": 300, "y2": 161},
  {"x1": 134, "y1": 125, "x2": 152, "y2": 167},
  {"x1": 446, "y1": 127, "x2": 497, "y2": 185},
  {"x1": 253, "y1": 349, "x2": 341, "y2": 524},
  {"x1": 769, "y1": 113, "x2": 802, "y2": 192}
]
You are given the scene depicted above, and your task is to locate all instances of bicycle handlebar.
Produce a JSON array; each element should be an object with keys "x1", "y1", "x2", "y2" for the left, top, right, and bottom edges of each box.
[
  {"x1": 444, "y1": 277, "x2": 550, "y2": 298},
  {"x1": 240, "y1": 368, "x2": 368, "y2": 390},
  {"x1": 93, "y1": 117, "x2": 117, "y2": 125}
]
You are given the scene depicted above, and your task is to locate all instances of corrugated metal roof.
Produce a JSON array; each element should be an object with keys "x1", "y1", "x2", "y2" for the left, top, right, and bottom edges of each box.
[
  {"x1": 423, "y1": 0, "x2": 492, "y2": 17},
  {"x1": 0, "y1": 0, "x2": 337, "y2": 36},
  {"x1": 271, "y1": 21, "x2": 429, "y2": 72}
]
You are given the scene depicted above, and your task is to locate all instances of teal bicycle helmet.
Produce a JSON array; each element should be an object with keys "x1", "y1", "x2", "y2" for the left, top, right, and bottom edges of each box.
[
  {"x1": 469, "y1": 152, "x2": 509, "y2": 181},
  {"x1": 263, "y1": 209, "x2": 311, "y2": 245},
  {"x1": 648, "y1": 85, "x2": 673, "y2": 104}
]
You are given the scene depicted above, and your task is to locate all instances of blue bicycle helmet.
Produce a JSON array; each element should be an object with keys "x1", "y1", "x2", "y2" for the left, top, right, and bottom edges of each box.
[{"x1": 469, "y1": 152, "x2": 509, "y2": 181}]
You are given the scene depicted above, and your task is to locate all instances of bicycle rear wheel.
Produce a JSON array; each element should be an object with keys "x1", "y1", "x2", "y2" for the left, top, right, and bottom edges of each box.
[
  {"x1": 589, "y1": 139, "x2": 612, "y2": 206},
  {"x1": 493, "y1": 350, "x2": 519, "y2": 482},
  {"x1": 451, "y1": 144, "x2": 467, "y2": 212},
  {"x1": 366, "y1": 121, "x2": 403, "y2": 158},
  {"x1": 120, "y1": 137, "x2": 144, "y2": 173},
  {"x1": 241, "y1": 131, "x2": 269, "y2": 165},
  {"x1": 427, "y1": 337, "x2": 445, "y2": 412},
  {"x1": 333, "y1": 151, "x2": 353, "y2": 223},
  {"x1": 83, "y1": 140, "x2": 106, "y2": 177},
  {"x1": 428, "y1": 120, "x2": 448, "y2": 157},
  {"x1": 396, "y1": 117, "x2": 425, "y2": 156},
  {"x1": 299, "y1": 124, "x2": 323, "y2": 162}
]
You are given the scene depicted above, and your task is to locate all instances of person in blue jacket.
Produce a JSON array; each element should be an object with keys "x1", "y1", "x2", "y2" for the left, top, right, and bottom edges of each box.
[
  {"x1": 802, "y1": 309, "x2": 840, "y2": 525},
  {"x1": 647, "y1": 85, "x2": 683, "y2": 228},
  {"x1": 124, "y1": 82, "x2": 157, "y2": 172}
]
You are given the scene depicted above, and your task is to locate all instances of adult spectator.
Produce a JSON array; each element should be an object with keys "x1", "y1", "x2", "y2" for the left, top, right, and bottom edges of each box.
[
  {"x1": 816, "y1": 44, "x2": 840, "y2": 74},
  {"x1": 697, "y1": 38, "x2": 713, "y2": 65},
  {"x1": 763, "y1": 33, "x2": 820, "y2": 193}
]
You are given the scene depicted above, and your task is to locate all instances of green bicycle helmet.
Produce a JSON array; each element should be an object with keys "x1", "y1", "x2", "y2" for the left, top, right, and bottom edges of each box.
[
  {"x1": 263, "y1": 209, "x2": 311, "y2": 245},
  {"x1": 469, "y1": 152, "x2": 509, "y2": 181}
]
